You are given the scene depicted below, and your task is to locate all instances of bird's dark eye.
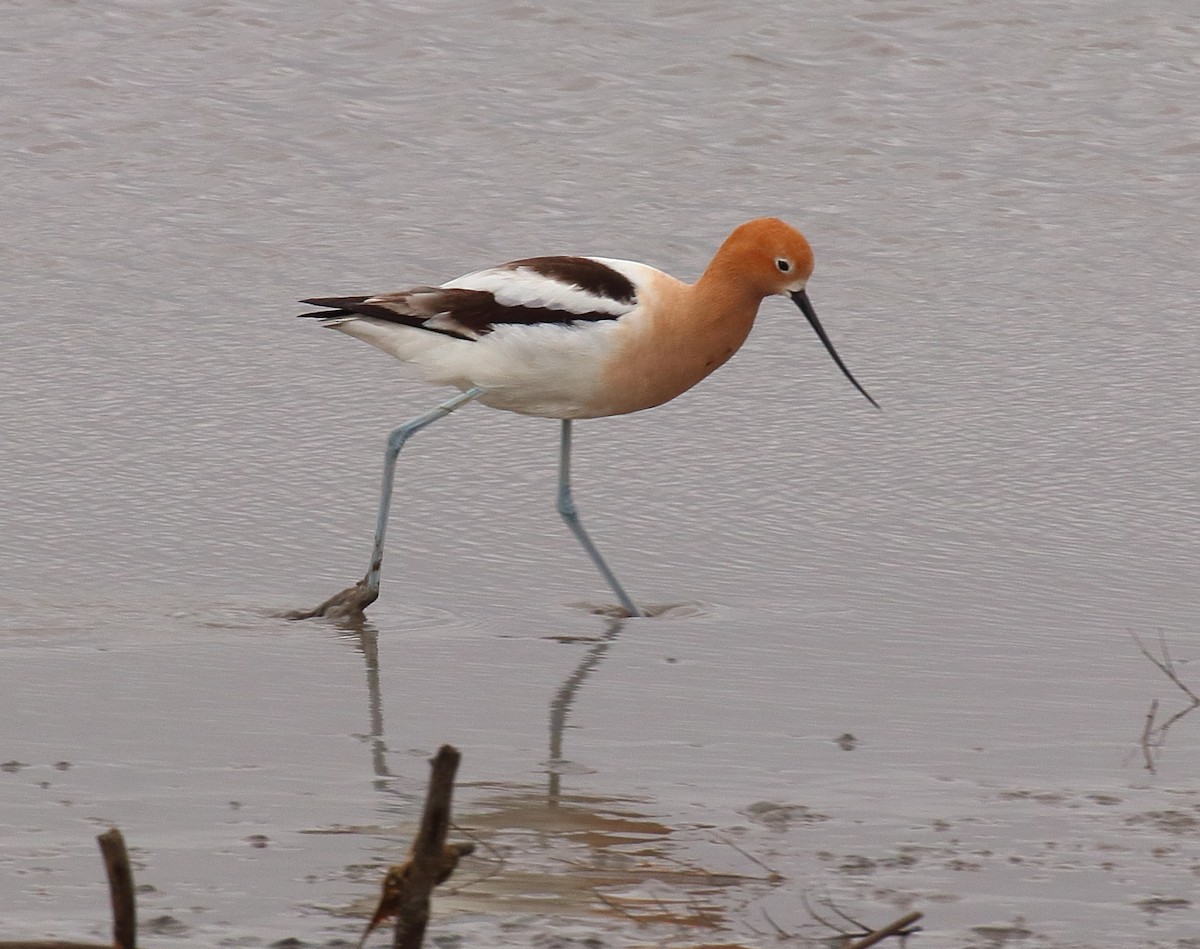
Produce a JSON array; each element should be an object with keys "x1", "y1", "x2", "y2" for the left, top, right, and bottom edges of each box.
[{"x1": 776, "y1": 258, "x2": 792, "y2": 273}]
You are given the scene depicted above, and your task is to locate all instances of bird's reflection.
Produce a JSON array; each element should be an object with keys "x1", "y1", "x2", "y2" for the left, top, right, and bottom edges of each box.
[
  {"x1": 324, "y1": 616, "x2": 744, "y2": 936},
  {"x1": 334, "y1": 619, "x2": 394, "y2": 791},
  {"x1": 546, "y1": 619, "x2": 623, "y2": 804},
  {"x1": 332, "y1": 615, "x2": 625, "y2": 801}
]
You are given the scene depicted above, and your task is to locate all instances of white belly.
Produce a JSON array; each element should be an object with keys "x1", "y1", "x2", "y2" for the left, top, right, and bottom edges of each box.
[{"x1": 329, "y1": 318, "x2": 623, "y2": 419}]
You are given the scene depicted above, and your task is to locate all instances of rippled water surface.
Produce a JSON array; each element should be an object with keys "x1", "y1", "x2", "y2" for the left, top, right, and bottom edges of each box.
[{"x1": 3, "y1": 1, "x2": 1200, "y2": 946}]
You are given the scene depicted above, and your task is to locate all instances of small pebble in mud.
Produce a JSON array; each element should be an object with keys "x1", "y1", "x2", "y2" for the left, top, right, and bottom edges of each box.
[
  {"x1": 835, "y1": 732, "x2": 857, "y2": 750},
  {"x1": 1135, "y1": 896, "x2": 1190, "y2": 914},
  {"x1": 743, "y1": 801, "x2": 830, "y2": 829},
  {"x1": 145, "y1": 915, "x2": 188, "y2": 936},
  {"x1": 971, "y1": 920, "x2": 1034, "y2": 941},
  {"x1": 838, "y1": 854, "x2": 877, "y2": 875},
  {"x1": 529, "y1": 935, "x2": 605, "y2": 949},
  {"x1": 1128, "y1": 809, "x2": 1200, "y2": 834}
]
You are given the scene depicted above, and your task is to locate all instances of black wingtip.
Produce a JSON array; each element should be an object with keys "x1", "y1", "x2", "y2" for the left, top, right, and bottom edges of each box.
[
  {"x1": 297, "y1": 296, "x2": 370, "y2": 320},
  {"x1": 301, "y1": 296, "x2": 370, "y2": 308}
]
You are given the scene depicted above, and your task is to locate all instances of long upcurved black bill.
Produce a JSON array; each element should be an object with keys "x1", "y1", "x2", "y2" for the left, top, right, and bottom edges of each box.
[{"x1": 790, "y1": 290, "x2": 880, "y2": 409}]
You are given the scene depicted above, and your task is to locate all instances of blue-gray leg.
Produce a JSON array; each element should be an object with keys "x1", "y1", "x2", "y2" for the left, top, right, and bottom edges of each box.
[
  {"x1": 295, "y1": 386, "x2": 484, "y2": 621},
  {"x1": 363, "y1": 386, "x2": 486, "y2": 595},
  {"x1": 556, "y1": 419, "x2": 643, "y2": 618}
]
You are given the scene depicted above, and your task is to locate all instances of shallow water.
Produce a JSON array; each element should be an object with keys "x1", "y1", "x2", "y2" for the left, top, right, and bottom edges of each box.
[{"x1": 3, "y1": 1, "x2": 1200, "y2": 946}]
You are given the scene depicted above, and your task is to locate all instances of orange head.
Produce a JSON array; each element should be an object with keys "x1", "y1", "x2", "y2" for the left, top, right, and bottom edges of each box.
[
  {"x1": 707, "y1": 217, "x2": 816, "y2": 298},
  {"x1": 707, "y1": 217, "x2": 879, "y2": 409}
]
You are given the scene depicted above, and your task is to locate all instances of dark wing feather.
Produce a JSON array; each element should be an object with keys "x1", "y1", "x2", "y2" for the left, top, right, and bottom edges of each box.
[
  {"x1": 419, "y1": 288, "x2": 624, "y2": 337},
  {"x1": 298, "y1": 293, "x2": 473, "y2": 340},
  {"x1": 300, "y1": 296, "x2": 371, "y2": 311},
  {"x1": 501, "y1": 256, "x2": 638, "y2": 305},
  {"x1": 299, "y1": 256, "x2": 640, "y2": 341}
]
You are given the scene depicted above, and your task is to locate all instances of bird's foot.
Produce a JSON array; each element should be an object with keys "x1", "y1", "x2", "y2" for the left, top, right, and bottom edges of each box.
[{"x1": 285, "y1": 575, "x2": 378, "y2": 623}]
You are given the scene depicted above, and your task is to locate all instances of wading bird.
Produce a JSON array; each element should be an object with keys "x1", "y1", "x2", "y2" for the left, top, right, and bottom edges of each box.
[{"x1": 295, "y1": 217, "x2": 877, "y2": 620}]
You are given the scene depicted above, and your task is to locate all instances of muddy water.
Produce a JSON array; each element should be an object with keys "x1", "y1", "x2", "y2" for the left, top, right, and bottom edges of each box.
[{"x1": 3, "y1": 1, "x2": 1200, "y2": 946}]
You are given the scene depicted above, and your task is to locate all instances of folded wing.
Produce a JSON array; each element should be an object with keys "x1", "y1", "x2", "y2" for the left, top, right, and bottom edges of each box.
[{"x1": 300, "y1": 256, "x2": 642, "y2": 341}]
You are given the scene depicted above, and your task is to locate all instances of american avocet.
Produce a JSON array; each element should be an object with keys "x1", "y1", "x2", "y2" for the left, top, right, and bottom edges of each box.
[{"x1": 293, "y1": 217, "x2": 877, "y2": 621}]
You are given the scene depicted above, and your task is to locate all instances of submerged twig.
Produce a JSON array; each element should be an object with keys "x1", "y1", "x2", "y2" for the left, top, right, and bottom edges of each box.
[
  {"x1": 800, "y1": 892, "x2": 840, "y2": 933},
  {"x1": 758, "y1": 906, "x2": 790, "y2": 938},
  {"x1": 1131, "y1": 630, "x2": 1200, "y2": 704},
  {"x1": 1140, "y1": 698, "x2": 1160, "y2": 772},
  {"x1": 803, "y1": 894, "x2": 922, "y2": 947},
  {"x1": 711, "y1": 832, "x2": 785, "y2": 883},
  {"x1": 845, "y1": 910, "x2": 924, "y2": 948},
  {"x1": 1138, "y1": 698, "x2": 1199, "y2": 775},
  {"x1": 827, "y1": 897, "x2": 870, "y2": 932},
  {"x1": 1131, "y1": 630, "x2": 1200, "y2": 773}
]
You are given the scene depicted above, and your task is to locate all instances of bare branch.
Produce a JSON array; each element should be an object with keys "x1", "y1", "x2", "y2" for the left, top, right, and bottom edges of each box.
[
  {"x1": 96, "y1": 829, "x2": 136, "y2": 949},
  {"x1": 1141, "y1": 699, "x2": 1159, "y2": 773},
  {"x1": 355, "y1": 746, "x2": 474, "y2": 949},
  {"x1": 0, "y1": 828, "x2": 141, "y2": 949},
  {"x1": 1130, "y1": 631, "x2": 1200, "y2": 704}
]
